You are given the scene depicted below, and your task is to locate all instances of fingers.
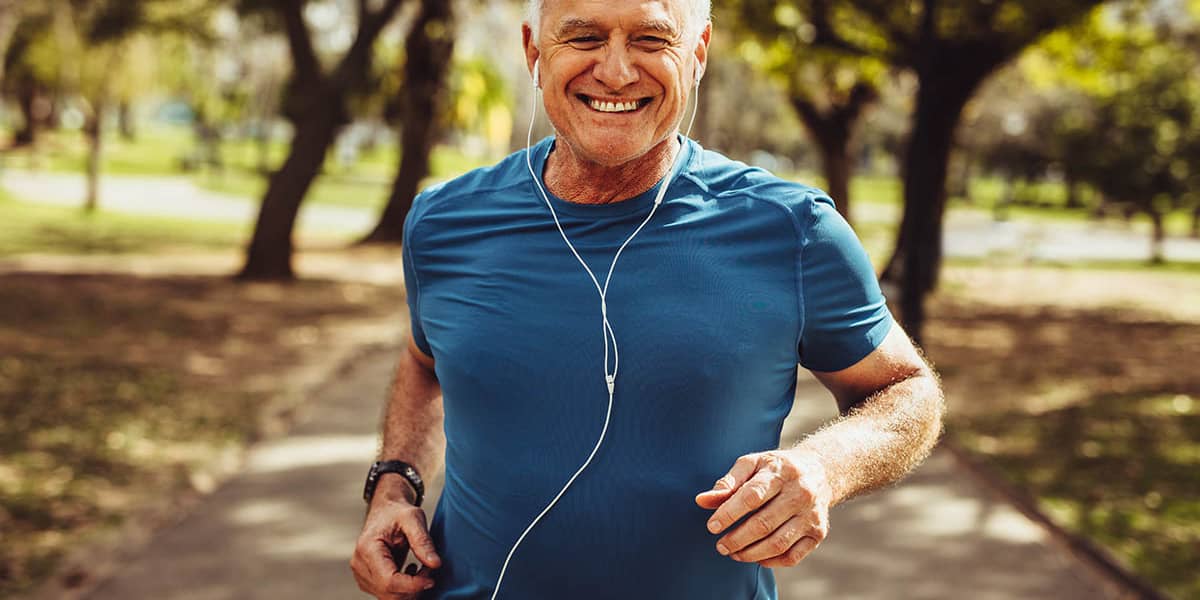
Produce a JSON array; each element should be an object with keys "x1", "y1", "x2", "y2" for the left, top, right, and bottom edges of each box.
[
  {"x1": 350, "y1": 547, "x2": 436, "y2": 597},
  {"x1": 726, "y1": 515, "x2": 816, "y2": 563},
  {"x1": 351, "y1": 502, "x2": 441, "y2": 599},
  {"x1": 695, "y1": 454, "x2": 762, "y2": 510},
  {"x1": 352, "y1": 565, "x2": 431, "y2": 600},
  {"x1": 397, "y1": 507, "x2": 442, "y2": 569},
  {"x1": 714, "y1": 497, "x2": 795, "y2": 558},
  {"x1": 758, "y1": 535, "x2": 820, "y2": 569},
  {"x1": 706, "y1": 458, "x2": 784, "y2": 535}
]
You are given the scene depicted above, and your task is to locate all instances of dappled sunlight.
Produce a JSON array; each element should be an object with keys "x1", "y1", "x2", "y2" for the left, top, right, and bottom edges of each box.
[{"x1": 244, "y1": 434, "x2": 378, "y2": 474}]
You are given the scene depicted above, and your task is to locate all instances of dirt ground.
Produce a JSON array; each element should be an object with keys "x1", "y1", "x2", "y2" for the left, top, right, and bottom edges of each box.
[{"x1": 0, "y1": 270, "x2": 404, "y2": 597}]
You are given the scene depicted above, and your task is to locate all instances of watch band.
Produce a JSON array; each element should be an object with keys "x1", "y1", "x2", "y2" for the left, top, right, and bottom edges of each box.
[{"x1": 364, "y1": 460, "x2": 424, "y2": 506}]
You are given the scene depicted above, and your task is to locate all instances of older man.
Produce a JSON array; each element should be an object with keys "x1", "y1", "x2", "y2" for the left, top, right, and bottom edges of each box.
[{"x1": 351, "y1": 0, "x2": 944, "y2": 598}]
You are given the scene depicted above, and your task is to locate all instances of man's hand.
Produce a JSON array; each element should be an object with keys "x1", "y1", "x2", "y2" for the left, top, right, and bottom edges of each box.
[
  {"x1": 351, "y1": 483, "x2": 442, "y2": 599},
  {"x1": 694, "y1": 449, "x2": 832, "y2": 568}
]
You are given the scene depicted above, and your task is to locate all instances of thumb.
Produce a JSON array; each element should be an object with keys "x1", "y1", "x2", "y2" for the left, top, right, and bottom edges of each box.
[{"x1": 694, "y1": 479, "x2": 736, "y2": 509}]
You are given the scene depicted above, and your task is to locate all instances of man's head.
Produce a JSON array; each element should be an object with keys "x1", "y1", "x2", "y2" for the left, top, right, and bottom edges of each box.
[{"x1": 522, "y1": 0, "x2": 712, "y2": 169}]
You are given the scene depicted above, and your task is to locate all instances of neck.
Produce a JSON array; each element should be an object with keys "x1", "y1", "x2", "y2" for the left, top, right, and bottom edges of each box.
[{"x1": 543, "y1": 137, "x2": 681, "y2": 205}]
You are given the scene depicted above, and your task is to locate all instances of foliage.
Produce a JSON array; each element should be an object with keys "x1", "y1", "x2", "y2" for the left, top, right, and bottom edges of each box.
[{"x1": 967, "y1": 2, "x2": 1200, "y2": 257}]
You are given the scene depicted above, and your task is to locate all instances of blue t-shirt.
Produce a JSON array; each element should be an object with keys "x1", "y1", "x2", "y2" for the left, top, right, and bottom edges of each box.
[{"x1": 403, "y1": 136, "x2": 893, "y2": 599}]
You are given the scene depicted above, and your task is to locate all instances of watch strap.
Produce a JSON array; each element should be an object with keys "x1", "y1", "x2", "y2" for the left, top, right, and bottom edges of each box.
[{"x1": 364, "y1": 460, "x2": 424, "y2": 506}]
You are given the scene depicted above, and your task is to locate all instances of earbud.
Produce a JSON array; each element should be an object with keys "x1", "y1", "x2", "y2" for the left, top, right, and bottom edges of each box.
[
  {"x1": 694, "y1": 62, "x2": 702, "y2": 86},
  {"x1": 533, "y1": 58, "x2": 540, "y2": 89}
]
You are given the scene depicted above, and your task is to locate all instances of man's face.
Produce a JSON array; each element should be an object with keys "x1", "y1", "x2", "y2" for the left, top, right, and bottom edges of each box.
[{"x1": 524, "y1": 0, "x2": 709, "y2": 168}]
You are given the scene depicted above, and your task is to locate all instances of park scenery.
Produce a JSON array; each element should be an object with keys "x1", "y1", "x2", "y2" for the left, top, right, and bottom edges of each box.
[{"x1": 1, "y1": 0, "x2": 1199, "y2": 599}]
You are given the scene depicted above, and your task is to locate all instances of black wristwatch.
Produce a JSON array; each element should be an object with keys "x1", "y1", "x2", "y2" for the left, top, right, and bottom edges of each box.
[{"x1": 364, "y1": 460, "x2": 424, "y2": 506}]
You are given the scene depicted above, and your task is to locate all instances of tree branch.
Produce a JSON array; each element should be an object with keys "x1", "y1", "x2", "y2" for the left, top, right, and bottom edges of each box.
[
  {"x1": 276, "y1": 0, "x2": 321, "y2": 84},
  {"x1": 333, "y1": 0, "x2": 405, "y2": 88},
  {"x1": 808, "y1": 0, "x2": 876, "y2": 58},
  {"x1": 844, "y1": 0, "x2": 916, "y2": 56}
]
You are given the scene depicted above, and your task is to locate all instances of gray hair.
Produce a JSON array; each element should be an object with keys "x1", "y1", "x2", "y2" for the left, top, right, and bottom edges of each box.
[{"x1": 525, "y1": 0, "x2": 711, "y2": 44}]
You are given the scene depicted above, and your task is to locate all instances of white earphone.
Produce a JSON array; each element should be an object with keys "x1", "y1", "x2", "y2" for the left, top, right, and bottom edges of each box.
[{"x1": 493, "y1": 53, "x2": 701, "y2": 600}]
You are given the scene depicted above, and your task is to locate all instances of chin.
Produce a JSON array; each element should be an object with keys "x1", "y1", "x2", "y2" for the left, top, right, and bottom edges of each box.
[{"x1": 569, "y1": 135, "x2": 662, "y2": 167}]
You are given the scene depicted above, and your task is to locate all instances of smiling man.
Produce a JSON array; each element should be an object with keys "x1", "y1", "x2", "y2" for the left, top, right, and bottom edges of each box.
[{"x1": 350, "y1": 1, "x2": 944, "y2": 599}]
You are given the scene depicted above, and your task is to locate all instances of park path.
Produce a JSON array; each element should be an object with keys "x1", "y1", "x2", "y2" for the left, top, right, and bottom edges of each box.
[
  {"x1": 0, "y1": 169, "x2": 375, "y2": 234},
  {"x1": 5, "y1": 169, "x2": 1200, "y2": 263},
  {"x1": 72, "y1": 347, "x2": 1131, "y2": 599}
]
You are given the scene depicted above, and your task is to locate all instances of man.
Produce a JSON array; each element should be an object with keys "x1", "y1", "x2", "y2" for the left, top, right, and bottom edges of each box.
[{"x1": 351, "y1": 0, "x2": 944, "y2": 598}]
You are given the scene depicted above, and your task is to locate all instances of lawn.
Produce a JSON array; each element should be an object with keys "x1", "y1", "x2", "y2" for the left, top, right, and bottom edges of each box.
[
  {"x1": 0, "y1": 191, "x2": 249, "y2": 257},
  {"x1": 2, "y1": 125, "x2": 494, "y2": 211},
  {"x1": 928, "y1": 265, "x2": 1200, "y2": 599}
]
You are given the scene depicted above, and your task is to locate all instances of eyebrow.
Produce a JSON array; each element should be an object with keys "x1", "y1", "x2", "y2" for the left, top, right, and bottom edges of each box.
[
  {"x1": 554, "y1": 17, "x2": 601, "y2": 37},
  {"x1": 553, "y1": 17, "x2": 681, "y2": 38},
  {"x1": 634, "y1": 19, "x2": 680, "y2": 37}
]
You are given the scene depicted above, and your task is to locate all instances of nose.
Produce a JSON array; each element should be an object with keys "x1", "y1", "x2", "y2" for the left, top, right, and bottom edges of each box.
[{"x1": 593, "y1": 44, "x2": 639, "y2": 90}]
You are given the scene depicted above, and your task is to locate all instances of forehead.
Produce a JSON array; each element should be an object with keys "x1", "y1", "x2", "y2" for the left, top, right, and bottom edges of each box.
[{"x1": 542, "y1": 0, "x2": 687, "y2": 31}]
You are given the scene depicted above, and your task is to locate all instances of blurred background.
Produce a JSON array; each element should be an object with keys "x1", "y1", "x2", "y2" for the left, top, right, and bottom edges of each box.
[{"x1": 0, "y1": 0, "x2": 1197, "y2": 598}]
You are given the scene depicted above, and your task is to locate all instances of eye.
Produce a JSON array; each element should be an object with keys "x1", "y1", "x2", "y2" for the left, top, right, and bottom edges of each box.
[
  {"x1": 634, "y1": 36, "x2": 671, "y2": 50},
  {"x1": 567, "y1": 36, "x2": 604, "y2": 50}
]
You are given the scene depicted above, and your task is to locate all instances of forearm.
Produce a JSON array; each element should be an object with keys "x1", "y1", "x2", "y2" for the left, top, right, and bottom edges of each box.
[
  {"x1": 375, "y1": 343, "x2": 445, "y2": 506},
  {"x1": 790, "y1": 370, "x2": 944, "y2": 506}
]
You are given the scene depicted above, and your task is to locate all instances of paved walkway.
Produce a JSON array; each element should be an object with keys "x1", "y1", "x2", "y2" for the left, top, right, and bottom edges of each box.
[{"x1": 78, "y1": 350, "x2": 1129, "y2": 599}]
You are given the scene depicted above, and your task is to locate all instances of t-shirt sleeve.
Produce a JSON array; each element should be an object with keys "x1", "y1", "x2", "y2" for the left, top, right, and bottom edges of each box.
[
  {"x1": 403, "y1": 195, "x2": 433, "y2": 357},
  {"x1": 797, "y1": 193, "x2": 894, "y2": 372}
]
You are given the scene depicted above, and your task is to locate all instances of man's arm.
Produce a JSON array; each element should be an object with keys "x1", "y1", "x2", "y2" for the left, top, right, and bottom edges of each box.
[
  {"x1": 351, "y1": 337, "x2": 445, "y2": 598},
  {"x1": 695, "y1": 322, "x2": 944, "y2": 567}
]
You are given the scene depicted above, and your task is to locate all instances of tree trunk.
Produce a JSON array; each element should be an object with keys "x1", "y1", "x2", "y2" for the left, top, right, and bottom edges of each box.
[
  {"x1": 84, "y1": 103, "x2": 104, "y2": 212},
  {"x1": 238, "y1": 101, "x2": 342, "y2": 279},
  {"x1": 361, "y1": 0, "x2": 456, "y2": 244},
  {"x1": 14, "y1": 79, "x2": 38, "y2": 147},
  {"x1": 118, "y1": 100, "x2": 136, "y2": 140},
  {"x1": 817, "y1": 140, "x2": 852, "y2": 226},
  {"x1": 0, "y1": 0, "x2": 19, "y2": 90},
  {"x1": 881, "y1": 70, "x2": 982, "y2": 343},
  {"x1": 1064, "y1": 171, "x2": 1082, "y2": 209},
  {"x1": 1149, "y1": 210, "x2": 1165, "y2": 265},
  {"x1": 791, "y1": 84, "x2": 876, "y2": 228}
]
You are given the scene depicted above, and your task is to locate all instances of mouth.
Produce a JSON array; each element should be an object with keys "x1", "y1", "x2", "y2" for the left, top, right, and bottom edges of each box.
[{"x1": 577, "y1": 94, "x2": 654, "y2": 114}]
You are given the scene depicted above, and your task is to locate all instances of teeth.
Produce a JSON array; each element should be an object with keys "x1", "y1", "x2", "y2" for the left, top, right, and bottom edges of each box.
[{"x1": 588, "y1": 98, "x2": 639, "y2": 113}]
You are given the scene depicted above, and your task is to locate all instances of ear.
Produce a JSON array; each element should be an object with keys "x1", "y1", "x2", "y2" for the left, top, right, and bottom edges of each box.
[
  {"x1": 522, "y1": 24, "x2": 541, "y2": 86},
  {"x1": 692, "y1": 21, "x2": 712, "y2": 85}
]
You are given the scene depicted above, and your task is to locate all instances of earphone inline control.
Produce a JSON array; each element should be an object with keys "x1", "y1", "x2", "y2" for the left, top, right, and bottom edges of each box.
[{"x1": 489, "y1": 56, "x2": 702, "y2": 600}]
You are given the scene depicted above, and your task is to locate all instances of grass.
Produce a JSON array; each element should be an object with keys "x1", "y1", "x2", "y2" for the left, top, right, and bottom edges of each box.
[
  {"x1": 2, "y1": 125, "x2": 495, "y2": 211},
  {"x1": 0, "y1": 191, "x2": 249, "y2": 256},
  {"x1": 0, "y1": 272, "x2": 399, "y2": 597},
  {"x1": 953, "y1": 393, "x2": 1200, "y2": 599},
  {"x1": 927, "y1": 269, "x2": 1200, "y2": 599}
]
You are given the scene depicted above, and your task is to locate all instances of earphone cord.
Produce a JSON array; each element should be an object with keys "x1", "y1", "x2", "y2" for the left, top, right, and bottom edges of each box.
[{"x1": 490, "y1": 77, "x2": 700, "y2": 600}]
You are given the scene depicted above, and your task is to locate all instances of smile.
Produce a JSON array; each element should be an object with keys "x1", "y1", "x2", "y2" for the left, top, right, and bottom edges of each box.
[{"x1": 577, "y1": 95, "x2": 653, "y2": 113}]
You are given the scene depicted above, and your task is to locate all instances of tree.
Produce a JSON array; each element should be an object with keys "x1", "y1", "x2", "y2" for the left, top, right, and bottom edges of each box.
[
  {"x1": 361, "y1": 0, "x2": 457, "y2": 244},
  {"x1": 720, "y1": 3, "x2": 888, "y2": 226},
  {"x1": 1038, "y1": 8, "x2": 1200, "y2": 261},
  {"x1": 736, "y1": 0, "x2": 1107, "y2": 341},
  {"x1": 238, "y1": 0, "x2": 408, "y2": 279},
  {"x1": 4, "y1": 0, "x2": 209, "y2": 208},
  {"x1": 0, "y1": 0, "x2": 21, "y2": 89}
]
